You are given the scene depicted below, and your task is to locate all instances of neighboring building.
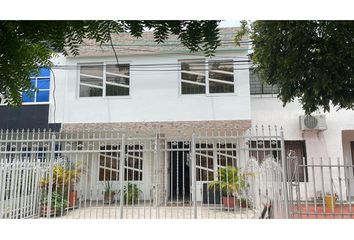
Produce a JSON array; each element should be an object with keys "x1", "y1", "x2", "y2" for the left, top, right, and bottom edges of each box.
[
  {"x1": 250, "y1": 72, "x2": 354, "y2": 200},
  {"x1": 0, "y1": 68, "x2": 60, "y2": 131}
]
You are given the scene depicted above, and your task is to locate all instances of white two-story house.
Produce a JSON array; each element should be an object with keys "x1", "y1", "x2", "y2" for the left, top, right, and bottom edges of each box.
[
  {"x1": 1, "y1": 27, "x2": 353, "y2": 216},
  {"x1": 45, "y1": 27, "x2": 252, "y2": 202},
  {"x1": 47, "y1": 27, "x2": 354, "y2": 201}
]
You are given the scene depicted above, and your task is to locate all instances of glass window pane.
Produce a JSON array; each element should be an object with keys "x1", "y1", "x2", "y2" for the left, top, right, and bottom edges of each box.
[
  {"x1": 36, "y1": 91, "x2": 50, "y2": 102},
  {"x1": 39, "y1": 68, "x2": 51, "y2": 77},
  {"x1": 80, "y1": 65, "x2": 103, "y2": 77},
  {"x1": 106, "y1": 85, "x2": 129, "y2": 96},
  {"x1": 80, "y1": 76, "x2": 103, "y2": 87},
  {"x1": 106, "y1": 75, "x2": 129, "y2": 86},
  {"x1": 99, "y1": 145, "x2": 119, "y2": 181},
  {"x1": 106, "y1": 64, "x2": 130, "y2": 76},
  {"x1": 181, "y1": 82, "x2": 205, "y2": 94},
  {"x1": 180, "y1": 61, "x2": 206, "y2": 94},
  {"x1": 80, "y1": 65, "x2": 103, "y2": 97},
  {"x1": 37, "y1": 79, "x2": 50, "y2": 89},
  {"x1": 209, "y1": 81, "x2": 234, "y2": 93},
  {"x1": 197, "y1": 169, "x2": 214, "y2": 181},
  {"x1": 80, "y1": 85, "x2": 102, "y2": 97},
  {"x1": 208, "y1": 60, "x2": 235, "y2": 94},
  {"x1": 106, "y1": 64, "x2": 130, "y2": 96},
  {"x1": 22, "y1": 91, "x2": 35, "y2": 102},
  {"x1": 30, "y1": 79, "x2": 36, "y2": 87}
]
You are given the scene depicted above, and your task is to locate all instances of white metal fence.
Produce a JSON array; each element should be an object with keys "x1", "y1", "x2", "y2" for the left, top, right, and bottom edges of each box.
[
  {"x1": 0, "y1": 127, "x2": 288, "y2": 219},
  {"x1": 287, "y1": 156, "x2": 354, "y2": 219}
]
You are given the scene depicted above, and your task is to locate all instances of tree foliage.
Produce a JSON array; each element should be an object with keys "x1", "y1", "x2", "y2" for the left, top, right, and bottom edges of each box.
[
  {"x1": 0, "y1": 20, "x2": 220, "y2": 105},
  {"x1": 248, "y1": 20, "x2": 354, "y2": 114}
]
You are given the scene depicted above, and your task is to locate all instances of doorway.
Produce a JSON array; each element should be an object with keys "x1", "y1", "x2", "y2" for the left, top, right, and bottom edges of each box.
[{"x1": 169, "y1": 142, "x2": 190, "y2": 202}]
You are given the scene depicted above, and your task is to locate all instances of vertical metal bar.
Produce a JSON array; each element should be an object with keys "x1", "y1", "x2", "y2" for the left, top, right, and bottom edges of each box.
[
  {"x1": 164, "y1": 140, "x2": 168, "y2": 219},
  {"x1": 191, "y1": 132, "x2": 197, "y2": 219},
  {"x1": 328, "y1": 157, "x2": 335, "y2": 218},
  {"x1": 310, "y1": 157, "x2": 318, "y2": 219},
  {"x1": 119, "y1": 133, "x2": 126, "y2": 219},
  {"x1": 114, "y1": 133, "x2": 120, "y2": 219},
  {"x1": 182, "y1": 144, "x2": 185, "y2": 218},
  {"x1": 170, "y1": 143, "x2": 173, "y2": 219},
  {"x1": 336, "y1": 157, "x2": 344, "y2": 218},
  {"x1": 346, "y1": 157, "x2": 352, "y2": 218},
  {"x1": 302, "y1": 157, "x2": 309, "y2": 218},
  {"x1": 320, "y1": 157, "x2": 326, "y2": 218},
  {"x1": 46, "y1": 134, "x2": 56, "y2": 218},
  {"x1": 22, "y1": 158, "x2": 29, "y2": 218},
  {"x1": 280, "y1": 129, "x2": 289, "y2": 219},
  {"x1": 0, "y1": 158, "x2": 6, "y2": 218},
  {"x1": 156, "y1": 133, "x2": 160, "y2": 218}
]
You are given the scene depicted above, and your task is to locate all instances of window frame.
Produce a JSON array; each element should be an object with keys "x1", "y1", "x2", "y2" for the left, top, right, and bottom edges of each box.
[
  {"x1": 78, "y1": 62, "x2": 131, "y2": 99},
  {"x1": 22, "y1": 75, "x2": 51, "y2": 105},
  {"x1": 179, "y1": 58, "x2": 237, "y2": 96},
  {"x1": 195, "y1": 142, "x2": 238, "y2": 182},
  {"x1": 98, "y1": 144, "x2": 144, "y2": 182}
]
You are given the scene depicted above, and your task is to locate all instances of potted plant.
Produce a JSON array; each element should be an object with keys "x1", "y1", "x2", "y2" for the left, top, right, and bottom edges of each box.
[
  {"x1": 39, "y1": 162, "x2": 83, "y2": 213},
  {"x1": 64, "y1": 162, "x2": 83, "y2": 208},
  {"x1": 325, "y1": 192, "x2": 338, "y2": 210},
  {"x1": 103, "y1": 181, "x2": 116, "y2": 204},
  {"x1": 118, "y1": 183, "x2": 142, "y2": 204},
  {"x1": 208, "y1": 166, "x2": 248, "y2": 209},
  {"x1": 40, "y1": 164, "x2": 68, "y2": 216}
]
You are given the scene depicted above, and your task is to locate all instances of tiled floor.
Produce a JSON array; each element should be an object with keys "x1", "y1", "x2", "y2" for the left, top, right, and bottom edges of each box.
[{"x1": 43, "y1": 205, "x2": 256, "y2": 219}]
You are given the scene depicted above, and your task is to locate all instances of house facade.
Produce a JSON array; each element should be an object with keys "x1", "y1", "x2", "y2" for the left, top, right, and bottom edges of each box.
[
  {"x1": 1, "y1": 27, "x2": 354, "y2": 219},
  {"x1": 46, "y1": 27, "x2": 253, "y2": 203}
]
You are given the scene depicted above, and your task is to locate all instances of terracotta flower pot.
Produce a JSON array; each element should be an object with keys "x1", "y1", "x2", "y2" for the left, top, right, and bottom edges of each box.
[
  {"x1": 222, "y1": 196, "x2": 237, "y2": 208},
  {"x1": 68, "y1": 191, "x2": 77, "y2": 208}
]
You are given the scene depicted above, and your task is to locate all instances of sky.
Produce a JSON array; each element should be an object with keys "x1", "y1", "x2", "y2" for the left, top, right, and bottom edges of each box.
[{"x1": 219, "y1": 20, "x2": 241, "y2": 28}]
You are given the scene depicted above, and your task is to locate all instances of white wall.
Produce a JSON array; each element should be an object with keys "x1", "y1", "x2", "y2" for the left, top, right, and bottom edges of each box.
[
  {"x1": 49, "y1": 51, "x2": 251, "y2": 125},
  {"x1": 251, "y1": 96, "x2": 354, "y2": 199},
  {"x1": 251, "y1": 96, "x2": 354, "y2": 159}
]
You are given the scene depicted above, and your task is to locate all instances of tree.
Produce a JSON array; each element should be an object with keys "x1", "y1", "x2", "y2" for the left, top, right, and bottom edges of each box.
[
  {"x1": 0, "y1": 20, "x2": 221, "y2": 105},
  {"x1": 245, "y1": 20, "x2": 354, "y2": 114}
]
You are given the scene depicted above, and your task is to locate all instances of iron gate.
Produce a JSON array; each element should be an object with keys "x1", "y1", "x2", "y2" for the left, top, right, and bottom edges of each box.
[{"x1": 0, "y1": 126, "x2": 288, "y2": 219}]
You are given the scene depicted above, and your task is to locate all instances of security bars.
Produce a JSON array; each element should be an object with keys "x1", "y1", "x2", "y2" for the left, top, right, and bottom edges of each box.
[{"x1": 0, "y1": 126, "x2": 291, "y2": 219}]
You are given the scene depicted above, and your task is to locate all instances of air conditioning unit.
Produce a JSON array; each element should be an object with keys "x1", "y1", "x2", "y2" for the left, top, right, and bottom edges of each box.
[{"x1": 299, "y1": 115, "x2": 327, "y2": 131}]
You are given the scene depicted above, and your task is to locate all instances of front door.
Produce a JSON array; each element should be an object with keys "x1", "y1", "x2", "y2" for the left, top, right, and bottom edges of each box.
[{"x1": 169, "y1": 142, "x2": 190, "y2": 202}]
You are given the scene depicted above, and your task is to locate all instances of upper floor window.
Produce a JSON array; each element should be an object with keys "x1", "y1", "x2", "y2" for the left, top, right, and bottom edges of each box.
[
  {"x1": 180, "y1": 59, "x2": 235, "y2": 95},
  {"x1": 22, "y1": 68, "x2": 51, "y2": 103},
  {"x1": 79, "y1": 63, "x2": 130, "y2": 97},
  {"x1": 249, "y1": 69, "x2": 279, "y2": 95}
]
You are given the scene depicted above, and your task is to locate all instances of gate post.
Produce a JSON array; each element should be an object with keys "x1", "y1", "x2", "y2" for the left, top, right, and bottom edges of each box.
[
  {"x1": 280, "y1": 129, "x2": 289, "y2": 218},
  {"x1": 119, "y1": 134, "x2": 126, "y2": 219},
  {"x1": 47, "y1": 134, "x2": 56, "y2": 218},
  {"x1": 191, "y1": 133, "x2": 197, "y2": 219}
]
